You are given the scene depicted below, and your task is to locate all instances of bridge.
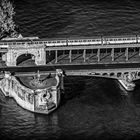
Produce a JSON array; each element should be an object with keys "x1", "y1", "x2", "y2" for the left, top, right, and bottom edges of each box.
[{"x1": 1, "y1": 36, "x2": 140, "y2": 91}]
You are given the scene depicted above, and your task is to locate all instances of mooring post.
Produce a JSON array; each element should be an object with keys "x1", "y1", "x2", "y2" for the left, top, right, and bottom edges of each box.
[
  {"x1": 111, "y1": 48, "x2": 114, "y2": 61},
  {"x1": 97, "y1": 49, "x2": 100, "y2": 62}
]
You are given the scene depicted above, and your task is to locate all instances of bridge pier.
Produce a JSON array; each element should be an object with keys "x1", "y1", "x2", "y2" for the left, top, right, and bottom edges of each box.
[
  {"x1": 0, "y1": 69, "x2": 64, "y2": 114},
  {"x1": 3, "y1": 46, "x2": 46, "y2": 66},
  {"x1": 118, "y1": 72, "x2": 136, "y2": 91},
  {"x1": 118, "y1": 79, "x2": 135, "y2": 91}
]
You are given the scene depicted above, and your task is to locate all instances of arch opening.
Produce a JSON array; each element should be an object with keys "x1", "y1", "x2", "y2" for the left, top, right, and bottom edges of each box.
[
  {"x1": 102, "y1": 73, "x2": 108, "y2": 76},
  {"x1": 16, "y1": 53, "x2": 35, "y2": 66},
  {"x1": 117, "y1": 72, "x2": 122, "y2": 77},
  {"x1": 110, "y1": 72, "x2": 115, "y2": 77},
  {"x1": 138, "y1": 72, "x2": 140, "y2": 77}
]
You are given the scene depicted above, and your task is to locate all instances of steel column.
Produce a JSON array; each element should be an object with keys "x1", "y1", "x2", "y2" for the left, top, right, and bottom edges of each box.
[
  {"x1": 69, "y1": 50, "x2": 72, "y2": 63},
  {"x1": 125, "y1": 48, "x2": 128, "y2": 61},
  {"x1": 55, "y1": 50, "x2": 58, "y2": 63},
  {"x1": 111, "y1": 48, "x2": 114, "y2": 61},
  {"x1": 83, "y1": 49, "x2": 86, "y2": 62},
  {"x1": 97, "y1": 49, "x2": 100, "y2": 62}
]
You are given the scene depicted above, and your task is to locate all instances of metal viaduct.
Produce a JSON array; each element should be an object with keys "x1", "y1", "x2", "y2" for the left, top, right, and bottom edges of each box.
[{"x1": 1, "y1": 37, "x2": 140, "y2": 91}]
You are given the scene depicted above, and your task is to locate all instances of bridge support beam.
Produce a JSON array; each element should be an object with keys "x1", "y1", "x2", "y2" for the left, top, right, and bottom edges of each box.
[
  {"x1": 83, "y1": 49, "x2": 86, "y2": 62},
  {"x1": 36, "y1": 48, "x2": 46, "y2": 65},
  {"x1": 97, "y1": 49, "x2": 100, "y2": 62},
  {"x1": 69, "y1": 50, "x2": 72, "y2": 63},
  {"x1": 111, "y1": 48, "x2": 114, "y2": 61},
  {"x1": 125, "y1": 48, "x2": 129, "y2": 61},
  {"x1": 55, "y1": 50, "x2": 58, "y2": 63}
]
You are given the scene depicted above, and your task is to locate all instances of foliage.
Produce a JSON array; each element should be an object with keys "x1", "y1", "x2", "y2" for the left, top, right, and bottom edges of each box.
[{"x1": 0, "y1": 0, "x2": 18, "y2": 39}]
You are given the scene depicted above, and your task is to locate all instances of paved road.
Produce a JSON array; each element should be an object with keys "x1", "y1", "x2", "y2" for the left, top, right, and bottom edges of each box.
[
  {"x1": 0, "y1": 62, "x2": 140, "y2": 73},
  {"x1": 0, "y1": 50, "x2": 140, "y2": 75}
]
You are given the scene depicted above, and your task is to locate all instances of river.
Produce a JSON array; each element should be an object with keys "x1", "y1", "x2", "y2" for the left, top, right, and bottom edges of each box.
[{"x1": 1, "y1": 0, "x2": 140, "y2": 139}]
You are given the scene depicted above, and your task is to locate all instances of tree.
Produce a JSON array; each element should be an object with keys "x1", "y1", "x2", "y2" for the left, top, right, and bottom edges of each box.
[{"x1": 0, "y1": 0, "x2": 18, "y2": 39}]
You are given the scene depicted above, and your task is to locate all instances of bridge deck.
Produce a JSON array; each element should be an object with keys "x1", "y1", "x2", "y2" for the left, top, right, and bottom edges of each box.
[
  {"x1": 0, "y1": 62, "x2": 140, "y2": 74},
  {"x1": 0, "y1": 38, "x2": 140, "y2": 75}
]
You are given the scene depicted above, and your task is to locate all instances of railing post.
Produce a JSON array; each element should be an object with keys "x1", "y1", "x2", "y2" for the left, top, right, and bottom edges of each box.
[
  {"x1": 111, "y1": 48, "x2": 114, "y2": 61},
  {"x1": 55, "y1": 50, "x2": 58, "y2": 63},
  {"x1": 83, "y1": 49, "x2": 86, "y2": 62},
  {"x1": 97, "y1": 49, "x2": 100, "y2": 62},
  {"x1": 69, "y1": 50, "x2": 72, "y2": 63},
  {"x1": 125, "y1": 48, "x2": 128, "y2": 61}
]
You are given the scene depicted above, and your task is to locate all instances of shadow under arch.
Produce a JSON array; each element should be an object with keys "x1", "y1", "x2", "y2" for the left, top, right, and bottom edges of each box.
[{"x1": 16, "y1": 53, "x2": 35, "y2": 66}]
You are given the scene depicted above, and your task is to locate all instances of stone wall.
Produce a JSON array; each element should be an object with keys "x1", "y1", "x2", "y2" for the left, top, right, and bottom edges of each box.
[
  {"x1": 0, "y1": 75, "x2": 35, "y2": 111},
  {"x1": 0, "y1": 69, "x2": 64, "y2": 114},
  {"x1": 3, "y1": 44, "x2": 46, "y2": 66}
]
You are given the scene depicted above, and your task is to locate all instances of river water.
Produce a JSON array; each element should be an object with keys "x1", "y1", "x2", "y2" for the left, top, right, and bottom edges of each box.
[{"x1": 1, "y1": 0, "x2": 140, "y2": 139}]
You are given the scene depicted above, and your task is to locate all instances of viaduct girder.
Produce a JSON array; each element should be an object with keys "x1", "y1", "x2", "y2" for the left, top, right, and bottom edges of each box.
[{"x1": 0, "y1": 40, "x2": 140, "y2": 91}]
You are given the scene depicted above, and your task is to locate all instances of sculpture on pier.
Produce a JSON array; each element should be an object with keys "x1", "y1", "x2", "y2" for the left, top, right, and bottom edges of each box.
[{"x1": 30, "y1": 71, "x2": 53, "y2": 89}]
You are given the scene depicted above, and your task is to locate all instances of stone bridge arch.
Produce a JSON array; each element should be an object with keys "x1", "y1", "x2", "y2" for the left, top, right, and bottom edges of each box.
[
  {"x1": 2, "y1": 45, "x2": 46, "y2": 66},
  {"x1": 16, "y1": 53, "x2": 35, "y2": 65}
]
